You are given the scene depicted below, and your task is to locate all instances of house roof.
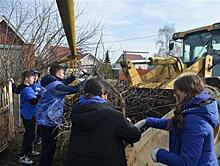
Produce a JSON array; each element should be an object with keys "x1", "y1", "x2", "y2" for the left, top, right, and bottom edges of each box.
[
  {"x1": 49, "y1": 45, "x2": 83, "y2": 60},
  {"x1": 116, "y1": 53, "x2": 145, "y2": 63},
  {"x1": 0, "y1": 15, "x2": 27, "y2": 44},
  {"x1": 49, "y1": 45, "x2": 100, "y2": 63},
  {"x1": 126, "y1": 54, "x2": 145, "y2": 61}
]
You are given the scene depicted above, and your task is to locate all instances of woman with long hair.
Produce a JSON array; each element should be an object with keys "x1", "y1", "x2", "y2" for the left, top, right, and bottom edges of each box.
[{"x1": 135, "y1": 74, "x2": 219, "y2": 166}]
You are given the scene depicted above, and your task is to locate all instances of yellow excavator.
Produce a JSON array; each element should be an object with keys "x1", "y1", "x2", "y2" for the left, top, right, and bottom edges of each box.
[{"x1": 120, "y1": 22, "x2": 220, "y2": 165}]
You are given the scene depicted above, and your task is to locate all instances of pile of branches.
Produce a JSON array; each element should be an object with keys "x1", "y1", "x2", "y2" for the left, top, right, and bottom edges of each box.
[{"x1": 58, "y1": 76, "x2": 176, "y2": 146}]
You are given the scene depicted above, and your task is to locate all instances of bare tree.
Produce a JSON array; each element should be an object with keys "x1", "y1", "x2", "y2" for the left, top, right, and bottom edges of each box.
[
  {"x1": 155, "y1": 24, "x2": 181, "y2": 57},
  {"x1": 0, "y1": 0, "x2": 101, "y2": 83}
]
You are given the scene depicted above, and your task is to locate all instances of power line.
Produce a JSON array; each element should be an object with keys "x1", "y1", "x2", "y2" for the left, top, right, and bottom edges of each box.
[
  {"x1": 87, "y1": 34, "x2": 158, "y2": 45},
  {"x1": 104, "y1": 34, "x2": 158, "y2": 43}
]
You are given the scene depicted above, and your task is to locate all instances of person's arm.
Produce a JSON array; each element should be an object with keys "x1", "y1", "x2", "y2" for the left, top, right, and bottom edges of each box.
[
  {"x1": 54, "y1": 82, "x2": 83, "y2": 95},
  {"x1": 146, "y1": 117, "x2": 170, "y2": 130},
  {"x1": 116, "y1": 112, "x2": 141, "y2": 144},
  {"x1": 28, "y1": 98, "x2": 39, "y2": 105},
  {"x1": 24, "y1": 87, "x2": 39, "y2": 105},
  {"x1": 64, "y1": 74, "x2": 75, "y2": 85},
  {"x1": 12, "y1": 83, "x2": 19, "y2": 94},
  {"x1": 156, "y1": 115, "x2": 206, "y2": 166}
]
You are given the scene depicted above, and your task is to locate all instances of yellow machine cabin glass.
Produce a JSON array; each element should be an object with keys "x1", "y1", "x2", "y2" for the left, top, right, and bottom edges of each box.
[{"x1": 182, "y1": 30, "x2": 220, "y2": 76}]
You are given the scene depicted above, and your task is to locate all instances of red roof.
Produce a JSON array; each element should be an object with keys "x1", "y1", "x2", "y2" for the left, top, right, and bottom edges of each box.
[
  {"x1": 49, "y1": 46, "x2": 84, "y2": 60},
  {"x1": 126, "y1": 54, "x2": 145, "y2": 61}
]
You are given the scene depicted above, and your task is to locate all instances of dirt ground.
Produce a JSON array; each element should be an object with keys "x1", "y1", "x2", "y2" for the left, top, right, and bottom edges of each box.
[
  {"x1": 0, "y1": 132, "x2": 66, "y2": 166},
  {"x1": 1, "y1": 132, "x2": 220, "y2": 166}
]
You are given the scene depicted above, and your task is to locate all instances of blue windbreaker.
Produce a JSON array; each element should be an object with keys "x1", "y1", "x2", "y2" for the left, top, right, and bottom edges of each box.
[
  {"x1": 31, "y1": 80, "x2": 43, "y2": 96},
  {"x1": 146, "y1": 90, "x2": 219, "y2": 166},
  {"x1": 36, "y1": 80, "x2": 65, "y2": 126},
  {"x1": 36, "y1": 75, "x2": 82, "y2": 127},
  {"x1": 20, "y1": 85, "x2": 37, "y2": 119}
]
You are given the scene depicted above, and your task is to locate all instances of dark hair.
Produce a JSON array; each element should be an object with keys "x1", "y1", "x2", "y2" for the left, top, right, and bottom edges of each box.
[
  {"x1": 21, "y1": 70, "x2": 34, "y2": 83},
  {"x1": 171, "y1": 74, "x2": 206, "y2": 128},
  {"x1": 49, "y1": 64, "x2": 65, "y2": 76},
  {"x1": 83, "y1": 78, "x2": 108, "y2": 97}
]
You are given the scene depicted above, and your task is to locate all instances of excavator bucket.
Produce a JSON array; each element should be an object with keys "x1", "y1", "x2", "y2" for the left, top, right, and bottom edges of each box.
[{"x1": 56, "y1": 0, "x2": 77, "y2": 57}]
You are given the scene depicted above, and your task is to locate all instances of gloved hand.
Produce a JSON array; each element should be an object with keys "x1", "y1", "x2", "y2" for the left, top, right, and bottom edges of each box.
[
  {"x1": 134, "y1": 119, "x2": 146, "y2": 129},
  {"x1": 151, "y1": 148, "x2": 160, "y2": 162}
]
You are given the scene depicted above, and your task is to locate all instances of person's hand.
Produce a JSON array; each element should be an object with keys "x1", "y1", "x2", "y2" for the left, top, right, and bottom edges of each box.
[
  {"x1": 134, "y1": 119, "x2": 146, "y2": 129},
  {"x1": 8, "y1": 78, "x2": 14, "y2": 83},
  {"x1": 151, "y1": 148, "x2": 160, "y2": 162}
]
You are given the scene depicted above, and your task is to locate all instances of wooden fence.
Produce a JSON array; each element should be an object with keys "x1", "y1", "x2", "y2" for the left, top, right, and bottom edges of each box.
[{"x1": 0, "y1": 81, "x2": 15, "y2": 152}]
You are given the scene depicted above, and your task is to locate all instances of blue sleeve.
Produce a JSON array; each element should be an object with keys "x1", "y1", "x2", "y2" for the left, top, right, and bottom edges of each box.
[
  {"x1": 157, "y1": 115, "x2": 205, "y2": 166},
  {"x1": 24, "y1": 87, "x2": 37, "y2": 100},
  {"x1": 146, "y1": 117, "x2": 170, "y2": 130}
]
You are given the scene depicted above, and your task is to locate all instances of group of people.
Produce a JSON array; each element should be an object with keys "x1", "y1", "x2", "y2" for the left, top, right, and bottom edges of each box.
[
  {"x1": 9, "y1": 67, "x2": 219, "y2": 166},
  {"x1": 10, "y1": 64, "x2": 82, "y2": 165}
]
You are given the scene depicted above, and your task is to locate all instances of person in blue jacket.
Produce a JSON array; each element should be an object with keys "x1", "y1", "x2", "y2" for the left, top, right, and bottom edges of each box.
[
  {"x1": 18, "y1": 70, "x2": 40, "y2": 165},
  {"x1": 30, "y1": 69, "x2": 43, "y2": 98},
  {"x1": 29, "y1": 69, "x2": 43, "y2": 145},
  {"x1": 10, "y1": 69, "x2": 43, "y2": 145},
  {"x1": 135, "y1": 74, "x2": 219, "y2": 166},
  {"x1": 36, "y1": 64, "x2": 83, "y2": 166}
]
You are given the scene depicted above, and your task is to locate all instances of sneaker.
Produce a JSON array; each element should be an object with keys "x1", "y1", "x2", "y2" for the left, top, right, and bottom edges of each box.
[
  {"x1": 31, "y1": 150, "x2": 40, "y2": 156},
  {"x1": 19, "y1": 155, "x2": 34, "y2": 165}
]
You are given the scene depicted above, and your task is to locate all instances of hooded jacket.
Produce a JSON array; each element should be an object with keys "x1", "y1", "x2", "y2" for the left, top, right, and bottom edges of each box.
[
  {"x1": 146, "y1": 90, "x2": 219, "y2": 166},
  {"x1": 36, "y1": 75, "x2": 82, "y2": 127},
  {"x1": 64, "y1": 96, "x2": 141, "y2": 166}
]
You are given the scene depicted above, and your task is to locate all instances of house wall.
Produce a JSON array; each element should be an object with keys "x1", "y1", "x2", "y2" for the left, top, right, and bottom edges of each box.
[
  {"x1": 0, "y1": 21, "x2": 36, "y2": 82},
  {"x1": 79, "y1": 55, "x2": 100, "y2": 73}
]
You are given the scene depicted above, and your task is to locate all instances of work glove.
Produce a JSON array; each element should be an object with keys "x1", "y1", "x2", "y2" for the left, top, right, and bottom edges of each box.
[
  {"x1": 134, "y1": 119, "x2": 146, "y2": 129},
  {"x1": 151, "y1": 148, "x2": 160, "y2": 162}
]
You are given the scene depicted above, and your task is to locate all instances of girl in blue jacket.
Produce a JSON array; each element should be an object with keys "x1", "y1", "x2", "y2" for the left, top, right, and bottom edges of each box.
[
  {"x1": 36, "y1": 64, "x2": 83, "y2": 166},
  {"x1": 135, "y1": 74, "x2": 219, "y2": 166}
]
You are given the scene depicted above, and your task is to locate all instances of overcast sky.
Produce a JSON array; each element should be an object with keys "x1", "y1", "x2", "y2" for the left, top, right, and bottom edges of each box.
[
  {"x1": 1, "y1": 0, "x2": 220, "y2": 62},
  {"x1": 75, "y1": 0, "x2": 220, "y2": 62}
]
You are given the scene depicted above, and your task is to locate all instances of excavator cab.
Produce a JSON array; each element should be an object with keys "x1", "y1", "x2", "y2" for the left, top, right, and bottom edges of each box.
[{"x1": 172, "y1": 23, "x2": 220, "y2": 76}]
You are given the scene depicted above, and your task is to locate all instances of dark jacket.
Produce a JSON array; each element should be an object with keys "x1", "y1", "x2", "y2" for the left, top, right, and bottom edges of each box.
[
  {"x1": 64, "y1": 96, "x2": 141, "y2": 166},
  {"x1": 147, "y1": 90, "x2": 219, "y2": 166}
]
